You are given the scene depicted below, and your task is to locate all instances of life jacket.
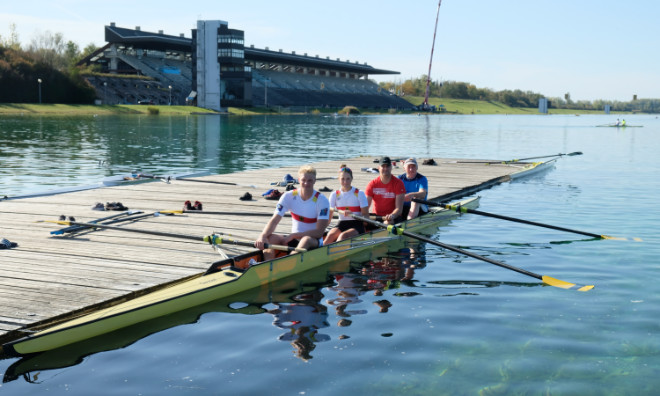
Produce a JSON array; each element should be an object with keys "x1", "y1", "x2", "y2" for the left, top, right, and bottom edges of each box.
[
  {"x1": 290, "y1": 189, "x2": 321, "y2": 223},
  {"x1": 335, "y1": 188, "x2": 361, "y2": 212}
]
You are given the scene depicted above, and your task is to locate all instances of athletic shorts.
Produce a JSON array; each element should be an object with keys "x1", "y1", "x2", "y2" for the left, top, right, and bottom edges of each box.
[
  {"x1": 287, "y1": 237, "x2": 323, "y2": 248},
  {"x1": 335, "y1": 220, "x2": 366, "y2": 234}
]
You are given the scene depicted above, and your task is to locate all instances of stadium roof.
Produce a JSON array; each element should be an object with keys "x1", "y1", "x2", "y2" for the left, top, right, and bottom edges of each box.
[{"x1": 104, "y1": 24, "x2": 399, "y2": 76}]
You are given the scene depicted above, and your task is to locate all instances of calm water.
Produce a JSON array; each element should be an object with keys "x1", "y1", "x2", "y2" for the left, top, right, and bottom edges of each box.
[{"x1": 1, "y1": 114, "x2": 659, "y2": 395}]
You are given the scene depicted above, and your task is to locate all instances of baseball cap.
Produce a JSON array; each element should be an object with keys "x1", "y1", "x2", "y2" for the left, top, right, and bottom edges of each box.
[{"x1": 404, "y1": 158, "x2": 418, "y2": 166}]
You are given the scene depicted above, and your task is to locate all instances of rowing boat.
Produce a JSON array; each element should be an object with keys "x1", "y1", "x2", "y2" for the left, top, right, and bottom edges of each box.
[
  {"x1": 596, "y1": 124, "x2": 643, "y2": 128},
  {"x1": 1, "y1": 196, "x2": 480, "y2": 357},
  {"x1": 508, "y1": 158, "x2": 557, "y2": 180}
]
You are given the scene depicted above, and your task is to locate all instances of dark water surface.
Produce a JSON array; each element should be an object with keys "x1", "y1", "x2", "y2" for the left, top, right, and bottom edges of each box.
[{"x1": 1, "y1": 114, "x2": 659, "y2": 395}]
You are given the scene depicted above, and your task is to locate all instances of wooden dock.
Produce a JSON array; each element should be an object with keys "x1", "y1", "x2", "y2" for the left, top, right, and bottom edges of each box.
[{"x1": 0, "y1": 156, "x2": 536, "y2": 341}]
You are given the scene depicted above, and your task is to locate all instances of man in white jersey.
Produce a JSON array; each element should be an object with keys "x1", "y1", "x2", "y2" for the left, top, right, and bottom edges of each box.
[{"x1": 256, "y1": 165, "x2": 330, "y2": 260}]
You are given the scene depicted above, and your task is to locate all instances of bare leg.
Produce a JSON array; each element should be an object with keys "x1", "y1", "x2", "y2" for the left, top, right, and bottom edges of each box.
[
  {"x1": 337, "y1": 228, "x2": 359, "y2": 241},
  {"x1": 296, "y1": 235, "x2": 320, "y2": 252},
  {"x1": 408, "y1": 202, "x2": 421, "y2": 220},
  {"x1": 323, "y1": 227, "x2": 341, "y2": 245}
]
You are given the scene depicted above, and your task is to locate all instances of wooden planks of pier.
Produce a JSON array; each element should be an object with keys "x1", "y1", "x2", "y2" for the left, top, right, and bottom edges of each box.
[{"x1": 0, "y1": 156, "x2": 534, "y2": 341}]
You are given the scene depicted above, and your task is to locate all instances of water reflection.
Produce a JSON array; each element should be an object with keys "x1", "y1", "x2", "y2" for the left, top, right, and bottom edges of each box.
[{"x1": 267, "y1": 290, "x2": 331, "y2": 361}]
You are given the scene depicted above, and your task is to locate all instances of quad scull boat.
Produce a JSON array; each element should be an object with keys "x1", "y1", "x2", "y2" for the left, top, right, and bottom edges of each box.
[{"x1": 1, "y1": 196, "x2": 480, "y2": 356}]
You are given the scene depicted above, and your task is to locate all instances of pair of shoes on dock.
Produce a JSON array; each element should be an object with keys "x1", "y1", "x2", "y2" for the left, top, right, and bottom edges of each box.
[
  {"x1": 262, "y1": 189, "x2": 281, "y2": 200},
  {"x1": 59, "y1": 215, "x2": 76, "y2": 221},
  {"x1": 106, "y1": 202, "x2": 128, "y2": 211},
  {"x1": 0, "y1": 238, "x2": 18, "y2": 249},
  {"x1": 184, "y1": 200, "x2": 203, "y2": 211}
]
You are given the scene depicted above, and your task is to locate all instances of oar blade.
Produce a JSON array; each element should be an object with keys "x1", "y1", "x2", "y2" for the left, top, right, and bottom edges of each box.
[{"x1": 542, "y1": 275, "x2": 594, "y2": 292}]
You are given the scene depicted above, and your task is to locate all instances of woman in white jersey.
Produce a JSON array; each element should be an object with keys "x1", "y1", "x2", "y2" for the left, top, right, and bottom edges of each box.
[{"x1": 323, "y1": 165, "x2": 369, "y2": 245}]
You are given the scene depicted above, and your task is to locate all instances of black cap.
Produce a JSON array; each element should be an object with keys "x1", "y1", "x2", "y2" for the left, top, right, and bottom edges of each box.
[{"x1": 379, "y1": 156, "x2": 392, "y2": 165}]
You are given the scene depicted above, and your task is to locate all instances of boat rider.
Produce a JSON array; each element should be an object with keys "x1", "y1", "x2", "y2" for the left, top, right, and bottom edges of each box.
[
  {"x1": 398, "y1": 157, "x2": 429, "y2": 220},
  {"x1": 621, "y1": 119, "x2": 626, "y2": 126},
  {"x1": 255, "y1": 165, "x2": 330, "y2": 260},
  {"x1": 365, "y1": 156, "x2": 406, "y2": 224},
  {"x1": 323, "y1": 165, "x2": 370, "y2": 245}
]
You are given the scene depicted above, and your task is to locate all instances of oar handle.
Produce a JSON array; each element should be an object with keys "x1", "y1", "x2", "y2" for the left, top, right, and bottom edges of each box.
[{"x1": 204, "y1": 235, "x2": 306, "y2": 253}]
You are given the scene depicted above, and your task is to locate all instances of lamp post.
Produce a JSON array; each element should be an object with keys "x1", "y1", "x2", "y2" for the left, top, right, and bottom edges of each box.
[
  {"x1": 168, "y1": 85, "x2": 172, "y2": 105},
  {"x1": 103, "y1": 82, "x2": 108, "y2": 104},
  {"x1": 38, "y1": 78, "x2": 42, "y2": 104}
]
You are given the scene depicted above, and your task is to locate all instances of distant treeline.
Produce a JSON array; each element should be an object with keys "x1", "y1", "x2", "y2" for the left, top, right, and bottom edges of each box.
[
  {"x1": 378, "y1": 76, "x2": 660, "y2": 113},
  {"x1": 0, "y1": 27, "x2": 98, "y2": 104}
]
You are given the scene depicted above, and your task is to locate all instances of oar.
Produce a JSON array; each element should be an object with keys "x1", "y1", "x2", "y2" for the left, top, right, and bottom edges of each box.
[
  {"x1": 161, "y1": 209, "x2": 281, "y2": 217},
  {"x1": 352, "y1": 215, "x2": 594, "y2": 291},
  {"x1": 137, "y1": 173, "x2": 257, "y2": 188},
  {"x1": 41, "y1": 220, "x2": 302, "y2": 252},
  {"x1": 413, "y1": 199, "x2": 638, "y2": 241},
  {"x1": 453, "y1": 152, "x2": 583, "y2": 164},
  {"x1": 174, "y1": 177, "x2": 257, "y2": 188}
]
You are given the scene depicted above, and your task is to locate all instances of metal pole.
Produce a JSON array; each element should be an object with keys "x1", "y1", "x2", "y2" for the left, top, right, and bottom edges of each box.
[
  {"x1": 169, "y1": 85, "x2": 172, "y2": 105},
  {"x1": 423, "y1": 0, "x2": 442, "y2": 109},
  {"x1": 38, "y1": 78, "x2": 42, "y2": 104}
]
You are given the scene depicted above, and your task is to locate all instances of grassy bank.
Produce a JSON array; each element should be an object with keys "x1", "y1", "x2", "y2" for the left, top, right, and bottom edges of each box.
[
  {"x1": 0, "y1": 104, "x2": 219, "y2": 115},
  {"x1": 403, "y1": 96, "x2": 613, "y2": 115},
  {"x1": 0, "y1": 101, "x2": 618, "y2": 116}
]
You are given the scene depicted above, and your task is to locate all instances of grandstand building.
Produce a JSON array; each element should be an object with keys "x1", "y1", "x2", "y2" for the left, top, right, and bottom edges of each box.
[{"x1": 79, "y1": 21, "x2": 412, "y2": 111}]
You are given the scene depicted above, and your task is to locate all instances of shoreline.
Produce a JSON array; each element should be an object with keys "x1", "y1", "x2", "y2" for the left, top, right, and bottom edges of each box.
[{"x1": 0, "y1": 101, "x2": 633, "y2": 116}]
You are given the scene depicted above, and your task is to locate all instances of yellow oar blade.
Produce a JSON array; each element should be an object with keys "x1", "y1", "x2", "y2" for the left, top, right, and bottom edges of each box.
[
  {"x1": 542, "y1": 275, "x2": 594, "y2": 291},
  {"x1": 601, "y1": 235, "x2": 643, "y2": 242}
]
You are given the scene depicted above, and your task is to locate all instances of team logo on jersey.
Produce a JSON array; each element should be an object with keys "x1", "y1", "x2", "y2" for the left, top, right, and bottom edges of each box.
[
  {"x1": 277, "y1": 204, "x2": 283, "y2": 212},
  {"x1": 320, "y1": 208, "x2": 328, "y2": 216}
]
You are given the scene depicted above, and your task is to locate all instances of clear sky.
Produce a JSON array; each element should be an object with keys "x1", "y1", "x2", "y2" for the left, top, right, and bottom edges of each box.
[{"x1": 2, "y1": 0, "x2": 658, "y2": 101}]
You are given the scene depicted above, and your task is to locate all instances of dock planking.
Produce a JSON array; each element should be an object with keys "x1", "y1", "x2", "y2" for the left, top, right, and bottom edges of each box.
[{"x1": 0, "y1": 156, "x2": 540, "y2": 339}]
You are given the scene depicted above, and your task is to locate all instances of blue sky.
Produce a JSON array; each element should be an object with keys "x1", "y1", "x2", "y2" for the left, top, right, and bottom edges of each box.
[{"x1": 2, "y1": 0, "x2": 658, "y2": 101}]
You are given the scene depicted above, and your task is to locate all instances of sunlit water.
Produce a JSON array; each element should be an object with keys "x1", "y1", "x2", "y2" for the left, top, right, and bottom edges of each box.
[{"x1": 1, "y1": 114, "x2": 659, "y2": 395}]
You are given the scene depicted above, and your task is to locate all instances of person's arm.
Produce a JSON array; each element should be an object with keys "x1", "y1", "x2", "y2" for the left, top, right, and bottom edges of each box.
[
  {"x1": 387, "y1": 192, "x2": 405, "y2": 222},
  {"x1": 255, "y1": 214, "x2": 282, "y2": 249}
]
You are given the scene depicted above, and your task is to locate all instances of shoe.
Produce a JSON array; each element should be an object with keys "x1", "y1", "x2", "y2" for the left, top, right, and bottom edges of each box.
[
  {"x1": 0, "y1": 238, "x2": 18, "y2": 249},
  {"x1": 422, "y1": 158, "x2": 437, "y2": 165},
  {"x1": 92, "y1": 202, "x2": 105, "y2": 210},
  {"x1": 59, "y1": 215, "x2": 66, "y2": 221},
  {"x1": 285, "y1": 183, "x2": 295, "y2": 191},
  {"x1": 106, "y1": 202, "x2": 128, "y2": 211},
  {"x1": 183, "y1": 200, "x2": 193, "y2": 211},
  {"x1": 68, "y1": 216, "x2": 76, "y2": 222},
  {"x1": 193, "y1": 201, "x2": 203, "y2": 211},
  {"x1": 319, "y1": 186, "x2": 331, "y2": 192},
  {"x1": 239, "y1": 192, "x2": 252, "y2": 201},
  {"x1": 264, "y1": 189, "x2": 282, "y2": 200}
]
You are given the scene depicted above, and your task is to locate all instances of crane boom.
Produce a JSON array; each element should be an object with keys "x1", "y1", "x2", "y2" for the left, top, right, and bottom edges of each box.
[{"x1": 423, "y1": 0, "x2": 442, "y2": 109}]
